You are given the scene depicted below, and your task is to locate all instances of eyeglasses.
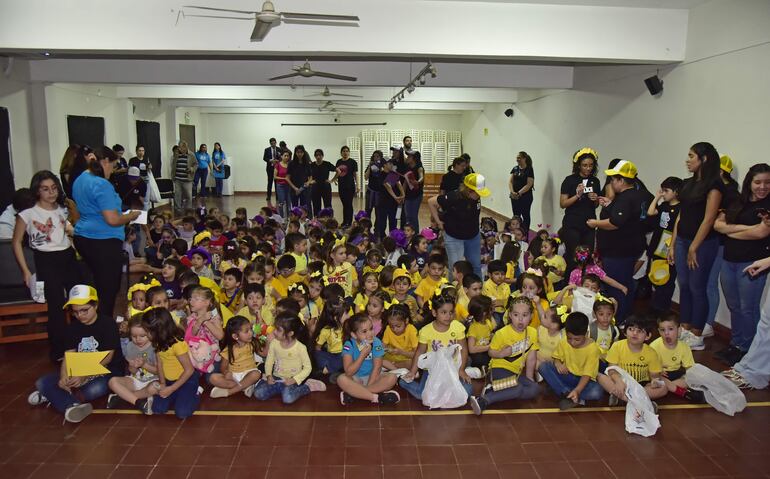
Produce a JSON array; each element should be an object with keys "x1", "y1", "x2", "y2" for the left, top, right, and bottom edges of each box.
[{"x1": 71, "y1": 305, "x2": 93, "y2": 316}]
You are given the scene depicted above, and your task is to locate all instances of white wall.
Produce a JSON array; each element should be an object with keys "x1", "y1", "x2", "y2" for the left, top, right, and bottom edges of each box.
[
  {"x1": 463, "y1": 0, "x2": 770, "y2": 326},
  {"x1": 203, "y1": 112, "x2": 463, "y2": 193}
]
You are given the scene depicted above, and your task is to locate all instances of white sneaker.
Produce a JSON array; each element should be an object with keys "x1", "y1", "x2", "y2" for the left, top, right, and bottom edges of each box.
[
  {"x1": 680, "y1": 330, "x2": 705, "y2": 351},
  {"x1": 535, "y1": 372, "x2": 543, "y2": 383},
  {"x1": 243, "y1": 384, "x2": 255, "y2": 398},
  {"x1": 210, "y1": 387, "x2": 229, "y2": 399},
  {"x1": 27, "y1": 390, "x2": 48, "y2": 406},
  {"x1": 387, "y1": 368, "x2": 410, "y2": 378},
  {"x1": 64, "y1": 403, "x2": 93, "y2": 423},
  {"x1": 305, "y1": 378, "x2": 327, "y2": 392},
  {"x1": 464, "y1": 367, "x2": 483, "y2": 379},
  {"x1": 702, "y1": 323, "x2": 715, "y2": 338}
]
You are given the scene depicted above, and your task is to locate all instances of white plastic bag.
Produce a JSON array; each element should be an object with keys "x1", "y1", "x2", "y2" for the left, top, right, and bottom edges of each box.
[
  {"x1": 686, "y1": 363, "x2": 746, "y2": 416},
  {"x1": 571, "y1": 287, "x2": 596, "y2": 316},
  {"x1": 417, "y1": 344, "x2": 468, "y2": 409},
  {"x1": 606, "y1": 366, "x2": 661, "y2": 437},
  {"x1": 147, "y1": 170, "x2": 162, "y2": 204}
]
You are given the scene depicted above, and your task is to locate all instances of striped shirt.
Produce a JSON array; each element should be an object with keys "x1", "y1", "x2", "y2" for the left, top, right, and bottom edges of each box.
[{"x1": 175, "y1": 154, "x2": 192, "y2": 182}]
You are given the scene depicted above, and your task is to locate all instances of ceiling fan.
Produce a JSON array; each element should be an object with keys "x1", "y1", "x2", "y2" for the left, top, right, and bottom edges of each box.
[
  {"x1": 182, "y1": 1, "x2": 360, "y2": 41},
  {"x1": 305, "y1": 86, "x2": 363, "y2": 98},
  {"x1": 270, "y1": 60, "x2": 357, "y2": 82},
  {"x1": 318, "y1": 100, "x2": 356, "y2": 111}
]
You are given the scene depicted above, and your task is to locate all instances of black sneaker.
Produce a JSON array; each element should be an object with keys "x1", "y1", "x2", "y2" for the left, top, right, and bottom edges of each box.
[
  {"x1": 135, "y1": 397, "x2": 151, "y2": 415},
  {"x1": 340, "y1": 392, "x2": 354, "y2": 406},
  {"x1": 684, "y1": 388, "x2": 706, "y2": 404},
  {"x1": 558, "y1": 397, "x2": 578, "y2": 411},
  {"x1": 724, "y1": 348, "x2": 747, "y2": 367},
  {"x1": 377, "y1": 390, "x2": 401, "y2": 406},
  {"x1": 106, "y1": 394, "x2": 121, "y2": 409},
  {"x1": 714, "y1": 346, "x2": 739, "y2": 362}
]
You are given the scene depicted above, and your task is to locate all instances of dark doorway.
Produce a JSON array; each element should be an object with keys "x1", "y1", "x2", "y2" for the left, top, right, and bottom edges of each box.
[
  {"x1": 136, "y1": 120, "x2": 161, "y2": 177},
  {"x1": 67, "y1": 115, "x2": 105, "y2": 149},
  {"x1": 0, "y1": 107, "x2": 14, "y2": 211},
  {"x1": 179, "y1": 124, "x2": 195, "y2": 152}
]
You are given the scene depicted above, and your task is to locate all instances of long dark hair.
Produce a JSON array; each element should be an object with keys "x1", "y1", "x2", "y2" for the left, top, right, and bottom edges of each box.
[
  {"x1": 221, "y1": 315, "x2": 257, "y2": 366},
  {"x1": 273, "y1": 313, "x2": 310, "y2": 349},
  {"x1": 88, "y1": 146, "x2": 117, "y2": 178},
  {"x1": 293, "y1": 145, "x2": 309, "y2": 165},
  {"x1": 517, "y1": 151, "x2": 532, "y2": 170},
  {"x1": 312, "y1": 295, "x2": 348, "y2": 348},
  {"x1": 198, "y1": 144, "x2": 207, "y2": 153},
  {"x1": 30, "y1": 170, "x2": 66, "y2": 206},
  {"x1": 142, "y1": 307, "x2": 185, "y2": 352},
  {"x1": 727, "y1": 163, "x2": 770, "y2": 223},
  {"x1": 213, "y1": 142, "x2": 224, "y2": 155},
  {"x1": 681, "y1": 142, "x2": 721, "y2": 201}
]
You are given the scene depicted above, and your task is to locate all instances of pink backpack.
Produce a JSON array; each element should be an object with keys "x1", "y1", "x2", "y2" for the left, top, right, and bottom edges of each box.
[{"x1": 184, "y1": 315, "x2": 221, "y2": 373}]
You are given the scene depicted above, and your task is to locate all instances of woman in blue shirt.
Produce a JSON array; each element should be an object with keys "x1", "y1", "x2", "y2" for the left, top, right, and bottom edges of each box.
[
  {"x1": 193, "y1": 144, "x2": 211, "y2": 197},
  {"x1": 73, "y1": 146, "x2": 140, "y2": 317},
  {"x1": 211, "y1": 142, "x2": 226, "y2": 198}
]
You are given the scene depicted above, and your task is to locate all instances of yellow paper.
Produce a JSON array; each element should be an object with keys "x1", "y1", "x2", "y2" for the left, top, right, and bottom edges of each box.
[{"x1": 65, "y1": 351, "x2": 111, "y2": 377}]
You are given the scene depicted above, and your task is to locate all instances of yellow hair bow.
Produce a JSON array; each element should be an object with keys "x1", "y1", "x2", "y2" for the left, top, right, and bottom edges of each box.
[
  {"x1": 251, "y1": 251, "x2": 264, "y2": 261},
  {"x1": 334, "y1": 235, "x2": 347, "y2": 248},
  {"x1": 310, "y1": 270, "x2": 330, "y2": 286},
  {"x1": 525, "y1": 268, "x2": 543, "y2": 277},
  {"x1": 556, "y1": 305, "x2": 570, "y2": 323},
  {"x1": 573, "y1": 147, "x2": 598, "y2": 163},
  {"x1": 358, "y1": 302, "x2": 366, "y2": 312},
  {"x1": 319, "y1": 238, "x2": 325, "y2": 246},
  {"x1": 552, "y1": 237, "x2": 562, "y2": 245},
  {"x1": 127, "y1": 279, "x2": 161, "y2": 300},
  {"x1": 288, "y1": 283, "x2": 307, "y2": 295},
  {"x1": 384, "y1": 298, "x2": 400, "y2": 309},
  {"x1": 595, "y1": 292, "x2": 613, "y2": 304}
]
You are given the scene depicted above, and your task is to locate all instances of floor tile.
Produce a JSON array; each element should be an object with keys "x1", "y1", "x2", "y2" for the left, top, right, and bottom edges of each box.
[
  {"x1": 345, "y1": 446, "x2": 382, "y2": 465},
  {"x1": 159, "y1": 445, "x2": 203, "y2": 466},
  {"x1": 568, "y1": 460, "x2": 614, "y2": 479},
  {"x1": 495, "y1": 462, "x2": 539, "y2": 479},
  {"x1": 2, "y1": 463, "x2": 39, "y2": 479},
  {"x1": 532, "y1": 461, "x2": 577, "y2": 479},
  {"x1": 8, "y1": 443, "x2": 60, "y2": 464},
  {"x1": 194, "y1": 445, "x2": 237, "y2": 466},
  {"x1": 306, "y1": 466, "x2": 344, "y2": 479},
  {"x1": 556, "y1": 441, "x2": 599, "y2": 461},
  {"x1": 418, "y1": 445, "x2": 456, "y2": 465},
  {"x1": 228, "y1": 466, "x2": 268, "y2": 479},
  {"x1": 458, "y1": 464, "x2": 499, "y2": 479},
  {"x1": 147, "y1": 465, "x2": 191, "y2": 479},
  {"x1": 308, "y1": 446, "x2": 345, "y2": 466},
  {"x1": 28, "y1": 463, "x2": 77, "y2": 479},
  {"x1": 109, "y1": 465, "x2": 153, "y2": 479},
  {"x1": 420, "y1": 465, "x2": 461, "y2": 479},
  {"x1": 232, "y1": 446, "x2": 272, "y2": 468},
  {"x1": 266, "y1": 467, "x2": 307, "y2": 479},
  {"x1": 673, "y1": 454, "x2": 729, "y2": 477},
  {"x1": 452, "y1": 445, "x2": 492, "y2": 465},
  {"x1": 72, "y1": 464, "x2": 116, "y2": 479},
  {"x1": 488, "y1": 443, "x2": 527, "y2": 464},
  {"x1": 345, "y1": 465, "x2": 383, "y2": 479},
  {"x1": 271, "y1": 446, "x2": 309, "y2": 466},
  {"x1": 384, "y1": 465, "x2": 421, "y2": 479}
]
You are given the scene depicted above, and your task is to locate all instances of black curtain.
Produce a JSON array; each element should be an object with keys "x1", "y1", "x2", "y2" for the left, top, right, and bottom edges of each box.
[
  {"x1": 0, "y1": 107, "x2": 14, "y2": 211},
  {"x1": 67, "y1": 115, "x2": 105, "y2": 149},
  {"x1": 136, "y1": 120, "x2": 161, "y2": 177}
]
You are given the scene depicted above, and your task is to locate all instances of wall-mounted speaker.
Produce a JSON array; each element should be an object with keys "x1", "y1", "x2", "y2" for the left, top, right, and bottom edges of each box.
[
  {"x1": 644, "y1": 75, "x2": 663, "y2": 96},
  {"x1": 504, "y1": 108, "x2": 514, "y2": 118}
]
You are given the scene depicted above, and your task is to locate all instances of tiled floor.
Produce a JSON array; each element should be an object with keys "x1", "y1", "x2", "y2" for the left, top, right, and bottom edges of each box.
[{"x1": 3, "y1": 194, "x2": 770, "y2": 478}]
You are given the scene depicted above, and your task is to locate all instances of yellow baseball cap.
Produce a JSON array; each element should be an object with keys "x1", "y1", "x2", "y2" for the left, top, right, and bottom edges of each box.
[
  {"x1": 605, "y1": 160, "x2": 638, "y2": 179},
  {"x1": 392, "y1": 268, "x2": 412, "y2": 283},
  {"x1": 193, "y1": 231, "x2": 212, "y2": 245},
  {"x1": 463, "y1": 173, "x2": 491, "y2": 197},
  {"x1": 63, "y1": 285, "x2": 98, "y2": 309},
  {"x1": 720, "y1": 155, "x2": 733, "y2": 173},
  {"x1": 648, "y1": 259, "x2": 670, "y2": 286}
]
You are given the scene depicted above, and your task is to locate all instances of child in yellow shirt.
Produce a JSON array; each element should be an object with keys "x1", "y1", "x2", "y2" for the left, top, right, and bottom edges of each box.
[
  {"x1": 537, "y1": 237, "x2": 566, "y2": 287},
  {"x1": 466, "y1": 295, "x2": 494, "y2": 374},
  {"x1": 362, "y1": 249, "x2": 384, "y2": 276},
  {"x1": 382, "y1": 303, "x2": 418, "y2": 370},
  {"x1": 536, "y1": 309, "x2": 564, "y2": 368},
  {"x1": 285, "y1": 232, "x2": 309, "y2": 275},
  {"x1": 510, "y1": 270, "x2": 549, "y2": 329},
  {"x1": 218, "y1": 267, "x2": 244, "y2": 314},
  {"x1": 312, "y1": 295, "x2": 350, "y2": 380},
  {"x1": 456, "y1": 274, "x2": 483, "y2": 322},
  {"x1": 271, "y1": 255, "x2": 304, "y2": 297},
  {"x1": 391, "y1": 268, "x2": 420, "y2": 323},
  {"x1": 354, "y1": 272, "x2": 379, "y2": 313},
  {"x1": 414, "y1": 255, "x2": 447, "y2": 308},
  {"x1": 482, "y1": 260, "x2": 510, "y2": 328},
  {"x1": 588, "y1": 296, "x2": 620, "y2": 360},
  {"x1": 652, "y1": 313, "x2": 704, "y2": 403}
]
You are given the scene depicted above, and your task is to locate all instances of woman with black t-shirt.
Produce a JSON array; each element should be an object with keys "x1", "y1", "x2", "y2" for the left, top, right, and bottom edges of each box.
[
  {"x1": 364, "y1": 150, "x2": 384, "y2": 217},
  {"x1": 559, "y1": 148, "x2": 602, "y2": 272},
  {"x1": 508, "y1": 151, "x2": 535, "y2": 235},
  {"x1": 287, "y1": 145, "x2": 312, "y2": 211},
  {"x1": 668, "y1": 142, "x2": 724, "y2": 350},
  {"x1": 429, "y1": 173, "x2": 490, "y2": 278},
  {"x1": 714, "y1": 163, "x2": 770, "y2": 365},
  {"x1": 440, "y1": 157, "x2": 469, "y2": 195},
  {"x1": 335, "y1": 146, "x2": 359, "y2": 228},
  {"x1": 588, "y1": 160, "x2": 646, "y2": 323},
  {"x1": 403, "y1": 152, "x2": 425, "y2": 230},
  {"x1": 310, "y1": 149, "x2": 336, "y2": 217}
]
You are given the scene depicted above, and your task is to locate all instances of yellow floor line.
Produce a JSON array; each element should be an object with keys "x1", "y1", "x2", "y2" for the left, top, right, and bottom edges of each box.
[{"x1": 92, "y1": 401, "x2": 770, "y2": 417}]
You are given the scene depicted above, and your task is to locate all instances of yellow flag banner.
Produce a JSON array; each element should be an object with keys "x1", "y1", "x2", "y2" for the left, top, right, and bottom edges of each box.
[{"x1": 65, "y1": 351, "x2": 111, "y2": 377}]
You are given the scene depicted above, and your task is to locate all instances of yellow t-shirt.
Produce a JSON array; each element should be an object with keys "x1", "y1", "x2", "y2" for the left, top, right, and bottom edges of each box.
[
  {"x1": 324, "y1": 262, "x2": 357, "y2": 297},
  {"x1": 418, "y1": 321, "x2": 466, "y2": 352},
  {"x1": 650, "y1": 337, "x2": 694, "y2": 372},
  {"x1": 467, "y1": 319, "x2": 495, "y2": 347},
  {"x1": 538, "y1": 254, "x2": 567, "y2": 285},
  {"x1": 158, "y1": 340, "x2": 188, "y2": 381},
  {"x1": 354, "y1": 293, "x2": 371, "y2": 313},
  {"x1": 537, "y1": 325, "x2": 563, "y2": 361},
  {"x1": 393, "y1": 295, "x2": 419, "y2": 322},
  {"x1": 235, "y1": 305, "x2": 274, "y2": 326},
  {"x1": 316, "y1": 326, "x2": 344, "y2": 354},
  {"x1": 483, "y1": 279, "x2": 511, "y2": 313},
  {"x1": 271, "y1": 272, "x2": 304, "y2": 297},
  {"x1": 223, "y1": 343, "x2": 257, "y2": 373},
  {"x1": 606, "y1": 340, "x2": 662, "y2": 383},
  {"x1": 489, "y1": 325, "x2": 539, "y2": 375},
  {"x1": 552, "y1": 338, "x2": 602, "y2": 380},
  {"x1": 456, "y1": 302, "x2": 469, "y2": 322},
  {"x1": 593, "y1": 326, "x2": 615, "y2": 358},
  {"x1": 217, "y1": 288, "x2": 243, "y2": 313},
  {"x1": 415, "y1": 276, "x2": 444, "y2": 302},
  {"x1": 383, "y1": 323, "x2": 419, "y2": 363},
  {"x1": 290, "y1": 252, "x2": 308, "y2": 273},
  {"x1": 362, "y1": 265, "x2": 383, "y2": 276},
  {"x1": 505, "y1": 262, "x2": 518, "y2": 282},
  {"x1": 411, "y1": 271, "x2": 422, "y2": 286},
  {"x1": 299, "y1": 302, "x2": 320, "y2": 325},
  {"x1": 265, "y1": 340, "x2": 312, "y2": 383},
  {"x1": 219, "y1": 258, "x2": 248, "y2": 275}
]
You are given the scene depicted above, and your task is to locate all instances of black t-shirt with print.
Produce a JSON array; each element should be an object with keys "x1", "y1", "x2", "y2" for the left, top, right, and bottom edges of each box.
[
  {"x1": 335, "y1": 159, "x2": 358, "y2": 190},
  {"x1": 437, "y1": 190, "x2": 480, "y2": 240},
  {"x1": 597, "y1": 188, "x2": 647, "y2": 258},
  {"x1": 560, "y1": 174, "x2": 601, "y2": 229},
  {"x1": 723, "y1": 196, "x2": 770, "y2": 263},
  {"x1": 67, "y1": 313, "x2": 124, "y2": 375},
  {"x1": 648, "y1": 201, "x2": 681, "y2": 258}
]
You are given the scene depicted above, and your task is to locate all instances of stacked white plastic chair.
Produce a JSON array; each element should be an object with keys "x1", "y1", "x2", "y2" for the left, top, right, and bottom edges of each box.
[
  {"x1": 434, "y1": 141, "x2": 448, "y2": 173},
  {"x1": 448, "y1": 142, "x2": 462, "y2": 160},
  {"x1": 420, "y1": 142, "x2": 434, "y2": 172}
]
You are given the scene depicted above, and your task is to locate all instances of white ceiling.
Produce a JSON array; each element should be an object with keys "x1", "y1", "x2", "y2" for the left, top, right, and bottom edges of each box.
[{"x1": 423, "y1": 0, "x2": 708, "y2": 8}]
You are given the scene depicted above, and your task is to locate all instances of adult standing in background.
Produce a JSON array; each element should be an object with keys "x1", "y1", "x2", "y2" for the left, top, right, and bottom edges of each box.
[
  {"x1": 193, "y1": 144, "x2": 211, "y2": 197},
  {"x1": 668, "y1": 142, "x2": 723, "y2": 351},
  {"x1": 429, "y1": 173, "x2": 490, "y2": 278},
  {"x1": 559, "y1": 148, "x2": 601, "y2": 273},
  {"x1": 588, "y1": 160, "x2": 645, "y2": 323},
  {"x1": 310, "y1": 148, "x2": 335, "y2": 218},
  {"x1": 59, "y1": 145, "x2": 80, "y2": 196},
  {"x1": 287, "y1": 145, "x2": 312, "y2": 211},
  {"x1": 364, "y1": 150, "x2": 384, "y2": 218},
  {"x1": 509, "y1": 151, "x2": 535, "y2": 235},
  {"x1": 128, "y1": 145, "x2": 152, "y2": 209},
  {"x1": 713, "y1": 163, "x2": 770, "y2": 365},
  {"x1": 211, "y1": 142, "x2": 227, "y2": 198},
  {"x1": 112, "y1": 144, "x2": 128, "y2": 176},
  {"x1": 263, "y1": 138, "x2": 279, "y2": 206},
  {"x1": 73, "y1": 146, "x2": 140, "y2": 317},
  {"x1": 336, "y1": 146, "x2": 359, "y2": 228},
  {"x1": 440, "y1": 156, "x2": 469, "y2": 195},
  {"x1": 64, "y1": 146, "x2": 95, "y2": 199},
  {"x1": 173, "y1": 142, "x2": 195, "y2": 214},
  {"x1": 403, "y1": 151, "x2": 425, "y2": 229}
]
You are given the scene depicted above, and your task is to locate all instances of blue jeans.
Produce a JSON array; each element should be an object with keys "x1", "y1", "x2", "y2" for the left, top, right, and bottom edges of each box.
[
  {"x1": 444, "y1": 231, "x2": 482, "y2": 279},
  {"x1": 538, "y1": 362, "x2": 604, "y2": 402},
  {"x1": 601, "y1": 256, "x2": 637, "y2": 323},
  {"x1": 706, "y1": 246, "x2": 724, "y2": 326},
  {"x1": 375, "y1": 203, "x2": 397, "y2": 240},
  {"x1": 35, "y1": 372, "x2": 112, "y2": 414},
  {"x1": 193, "y1": 168, "x2": 208, "y2": 196},
  {"x1": 405, "y1": 194, "x2": 423, "y2": 230},
  {"x1": 254, "y1": 379, "x2": 311, "y2": 404},
  {"x1": 674, "y1": 236, "x2": 719, "y2": 330},
  {"x1": 275, "y1": 183, "x2": 291, "y2": 218},
  {"x1": 479, "y1": 369, "x2": 540, "y2": 405},
  {"x1": 399, "y1": 370, "x2": 473, "y2": 401},
  {"x1": 721, "y1": 260, "x2": 768, "y2": 351},
  {"x1": 314, "y1": 350, "x2": 343, "y2": 374},
  {"x1": 214, "y1": 177, "x2": 223, "y2": 196},
  {"x1": 152, "y1": 372, "x2": 201, "y2": 419}
]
